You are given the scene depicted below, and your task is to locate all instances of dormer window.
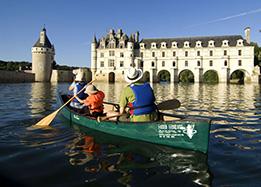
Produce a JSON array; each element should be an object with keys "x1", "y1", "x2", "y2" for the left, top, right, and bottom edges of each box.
[
  {"x1": 184, "y1": 41, "x2": 190, "y2": 48},
  {"x1": 237, "y1": 39, "x2": 244, "y2": 46},
  {"x1": 140, "y1": 43, "x2": 145, "y2": 49},
  {"x1": 196, "y1": 41, "x2": 202, "y2": 47},
  {"x1": 172, "y1": 42, "x2": 177, "y2": 48},
  {"x1": 151, "y1": 42, "x2": 157, "y2": 49},
  {"x1": 208, "y1": 40, "x2": 215, "y2": 47},
  {"x1": 222, "y1": 40, "x2": 229, "y2": 47},
  {"x1": 161, "y1": 42, "x2": 167, "y2": 48}
]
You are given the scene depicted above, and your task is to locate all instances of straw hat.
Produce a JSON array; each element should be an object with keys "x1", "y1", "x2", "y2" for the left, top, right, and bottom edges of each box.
[
  {"x1": 84, "y1": 84, "x2": 98, "y2": 95},
  {"x1": 75, "y1": 71, "x2": 85, "y2": 81},
  {"x1": 124, "y1": 67, "x2": 143, "y2": 83}
]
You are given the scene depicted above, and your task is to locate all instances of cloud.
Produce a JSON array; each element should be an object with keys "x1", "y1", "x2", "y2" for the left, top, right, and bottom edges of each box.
[{"x1": 186, "y1": 8, "x2": 261, "y2": 28}]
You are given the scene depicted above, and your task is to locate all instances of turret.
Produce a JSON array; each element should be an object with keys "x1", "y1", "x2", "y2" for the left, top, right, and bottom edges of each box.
[
  {"x1": 32, "y1": 27, "x2": 55, "y2": 82},
  {"x1": 91, "y1": 35, "x2": 97, "y2": 77}
]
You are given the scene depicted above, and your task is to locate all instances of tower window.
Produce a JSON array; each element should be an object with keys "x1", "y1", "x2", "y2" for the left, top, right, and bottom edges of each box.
[
  {"x1": 197, "y1": 61, "x2": 200, "y2": 66},
  {"x1": 162, "y1": 52, "x2": 165, "y2": 57},
  {"x1": 162, "y1": 61, "x2": 165, "y2": 67},
  {"x1": 210, "y1": 50, "x2": 213, "y2": 56},
  {"x1": 185, "y1": 61, "x2": 188, "y2": 66},
  {"x1": 152, "y1": 52, "x2": 155, "y2": 57},
  {"x1": 100, "y1": 61, "x2": 104, "y2": 67},
  {"x1": 185, "y1": 51, "x2": 188, "y2": 57},
  {"x1": 197, "y1": 51, "x2": 200, "y2": 56},
  {"x1": 238, "y1": 50, "x2": 242, "y2": 56},
  {"x1": 120, "y1": 61, "x2": 124, "y2": 67},
  {"x1": 224, "y1": 50, "x2": 227, "y2": 56},
  {"x1": 173, "y1": 51, "x2": 176, "y2": 57},
  {"x1": 152, "y1": 61, "x2": 155, "y2": 67},
  {"x1": 209, "y1": 60, "x2": 213, "y2": 66},
  {"x1": 224, "y1": 60, "x2": 227, "y2": 66},
  {"x1": 238, "y1": 60, "x2": 242, "y2": 66},
  {"x1": 173, "y1": 61, "x2": 176, "y2": 67}
]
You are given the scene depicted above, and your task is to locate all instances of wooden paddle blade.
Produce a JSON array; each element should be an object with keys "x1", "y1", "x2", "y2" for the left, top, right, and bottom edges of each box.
[
  {"x1": 33, "y1": 110, "x2": 59, "y2": 127},
  {"x1": 157, "y1": 99, "x2": 181, "y2": 110}
]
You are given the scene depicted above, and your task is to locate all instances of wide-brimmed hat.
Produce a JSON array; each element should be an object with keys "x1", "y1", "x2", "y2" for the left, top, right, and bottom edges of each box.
[
  {"x1": 75, "y1": 72, "x2": 85, "y2": 81},
  {"x1": 124, "y1": 67, "x2": 143, "y2": 83},
  {"x1": 84, "y1": 84, "x2": 98, "y2": 95}
]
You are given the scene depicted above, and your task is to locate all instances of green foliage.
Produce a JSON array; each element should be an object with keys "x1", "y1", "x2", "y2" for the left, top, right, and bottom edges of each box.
[
  {"x1": 179, "y1": 70, "x2": 194, "y2": 83},
  {"x1": 203, "y1": 71, "x2": 219, "y2": 83},
  {"x1": 0, "y1": 60, "x2": 79, "y2": 71},
  {"x1": 251, "y1": 42, "x2": 261, "y2": 67},
  {"x1": 0, "y1": 60, "x2": 31, "y2": 71}
]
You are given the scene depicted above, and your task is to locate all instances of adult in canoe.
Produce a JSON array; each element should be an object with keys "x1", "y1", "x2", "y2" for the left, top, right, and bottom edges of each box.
[
  {"x1": 110, "y1": 67, "x2": 158, "y2": 122},
  {"x1": 68, "y1": 71, "x2": 88, "y2": 110}
]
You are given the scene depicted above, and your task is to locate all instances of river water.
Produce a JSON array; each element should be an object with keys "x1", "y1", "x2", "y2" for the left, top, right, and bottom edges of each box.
[{"x1": 0, "y1": 82, "x2": 260, "y2": 187}]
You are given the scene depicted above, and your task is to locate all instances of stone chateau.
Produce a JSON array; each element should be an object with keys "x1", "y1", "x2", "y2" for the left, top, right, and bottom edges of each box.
[{"x1": 91, "y1": 28, "x2": 260, "y2": 83}]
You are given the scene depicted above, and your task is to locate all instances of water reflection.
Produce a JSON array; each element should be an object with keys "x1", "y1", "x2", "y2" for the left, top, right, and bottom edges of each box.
[
  {"x1": 29, "y1": 82, "x2": 58, "y2": 117},
  {"x1": 64, "y1": 123, "x2": 211, "y2": 187}
]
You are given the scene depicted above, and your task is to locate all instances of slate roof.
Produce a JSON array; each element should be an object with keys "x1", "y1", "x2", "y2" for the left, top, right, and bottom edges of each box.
[
  {"x1": 140, "y1": 35, "x2": 250, "y2": 48},
  {"x1": 33, "y1": 35, "x2": 53, "y2": 48}
]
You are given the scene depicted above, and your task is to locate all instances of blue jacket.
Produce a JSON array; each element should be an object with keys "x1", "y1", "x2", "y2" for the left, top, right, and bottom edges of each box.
[
  {"x1": 129, "y1": 83, "x2": 156, "y2": 115},
  {"x1": 72, "y1": 82, "x2": 87, "y2": 103}
]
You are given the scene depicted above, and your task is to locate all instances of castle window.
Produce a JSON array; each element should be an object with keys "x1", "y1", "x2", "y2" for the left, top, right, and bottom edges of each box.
[
  {"x1": 151, "y1": 42, "x2": 157, "y2": 49},
  {"x1": 152, "y1": 52, "x2": 155, "y2": 57},
  {"x1": 224, "y1": 60, "x2": 227, "y2": 66},
  {"x1": 238, "y1": 60, "x2": 242, "y2": 66},
  {"x1": 210, "y1": 50, "x2": 213, "y2": 56},
  {"x1": 185, "y1": 51, "x2": 188, "y2": 57},
  {"x1": 122, "y1": 71, "x2": 124, "y2": 74},
  {"x1": 109, "y1": 51, "x2": 115, "y2": 56},
  {"x1": 238, "y1": 50, "x2": 242, "y2": 56},
  {"x1": 120, "y1": 52, "x2": 124, "y2": 57},
  {"x1": 100, "y1": 53, "x2": 104, "y2": 57},
  {"x1": 237, "y1": 39, "x2": 243, "y2": 46},
  {"x1": 224, "y1": 50, "x2": 227, "y2": 56},
  {"x1": 197, "y1": 61, "x2": 200, "y2": 66},
  {"x1": 185, "y1": 61, "x2": 188, "y2": 66},
  {"x1": 140, "y1": 52, "x2": 143, "y2": 58},
  {"x1": 172, "y1": 42, "x2": 177, "y2": 48},
  {"x1": 184, "y1": 41, "x2": 190, "y2": 48},
  {"x1": 196, "y1": 41, "x2": 202, "y2": 47},
  {"x1": 197, "y1": 51, "x2": 200, "y2": 56},
  {"x1": 173, "y1": 51, "x2": 176, "y2": 57},
  {"x1": 208, "y1": 40, "x2": 215, "y2": 47},
  {"x1": 209, "y1": 60, "x2": 213, "y2": 66},
  {"x1": 100, "y1": 61, "x2": 104, "y2": 67},
  {"x1": 161, "y1": 42, "x2": 167, "y2": 48},
  {"x1": 162, "y1": 61, "x2": 165, "y2": 67},
  {"x1": 140, "y1": 43, "x2": 145, "y2": 48},
  {"x1": 222, "y1": 40, "x2": 229, "y2": 47},
  {"x1": 120, "y1": 61, "x2": 124, "y2": 67},
  {"x1": 162, "y1": 51, "x2": 165, "y2": 57},
  {"x1": 152, "y1": 61, "x2": 155, "y2": 67},
  {"x1": 100, "y1": 70, "x2": 102, "y2": 74},
  {"x1": 173, "y1": 61, "x2": 176, "y2": 67},
  {"x1": 109, "y1": 59, "x2": 114, "y2": 67}
]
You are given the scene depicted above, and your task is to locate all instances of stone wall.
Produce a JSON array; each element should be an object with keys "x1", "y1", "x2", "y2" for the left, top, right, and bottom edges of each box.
[
  {"x1": 0, "y1": 70, "x2": 35, "y2": 83},
  {"x1": 51, "y1": 70, "x2": 74, "y2": 82}
]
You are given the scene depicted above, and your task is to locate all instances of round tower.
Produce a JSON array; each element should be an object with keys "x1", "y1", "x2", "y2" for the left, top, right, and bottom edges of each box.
[
  {"x1": 32, "y1": 27, "x2": 55, "y2": 82},
  {"x1": 91, "y1": 35, "x2": 97, "y2": 79}
]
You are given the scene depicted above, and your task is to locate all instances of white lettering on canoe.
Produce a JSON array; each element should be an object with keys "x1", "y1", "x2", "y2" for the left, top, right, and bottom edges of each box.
[
  {"x1": 158, "y1": 123, "x2": 197, "y2": 139},
  {"x1": 73, "y1": 114, "x2": 80, "y2": 120}
]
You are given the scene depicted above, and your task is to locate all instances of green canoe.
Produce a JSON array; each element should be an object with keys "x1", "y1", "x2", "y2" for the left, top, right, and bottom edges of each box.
[{"x1": 59, "y1": 95, "x2": 211, "y2": 153}]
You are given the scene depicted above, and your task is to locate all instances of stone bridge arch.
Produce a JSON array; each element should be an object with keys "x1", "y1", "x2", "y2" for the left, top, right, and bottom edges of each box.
[
  {"x1": 230, "y1": 69, "x2": 251, "y2": 84},
  {"x1": 203, "y1": 70, "x2": 219, "y2": 83},
  {"x1": 178, "y1": 69, "x2": 194, "y2": 83},
  {"x1": 157, "y1": 70, "x2": 170, "y2": 82}
]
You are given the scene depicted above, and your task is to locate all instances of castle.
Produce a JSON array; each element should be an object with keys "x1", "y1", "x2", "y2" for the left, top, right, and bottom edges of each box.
[{"x1": 91, "y1": 28, "x2": 260, "y2": 83}]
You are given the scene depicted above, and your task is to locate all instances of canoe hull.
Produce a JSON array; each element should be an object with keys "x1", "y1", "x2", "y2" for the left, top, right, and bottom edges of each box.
[{"x1": 59, "y1": 96, "x2": 210, "y2": 153}]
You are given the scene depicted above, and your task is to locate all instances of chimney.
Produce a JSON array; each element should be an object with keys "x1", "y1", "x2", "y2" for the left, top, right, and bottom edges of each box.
[{"x1": 244, "y1": 27, "x2": 250, "y2": 44}]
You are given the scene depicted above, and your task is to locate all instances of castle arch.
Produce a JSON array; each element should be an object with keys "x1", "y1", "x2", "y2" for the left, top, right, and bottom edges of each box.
[
  {"x1": 203, "y1": 70, "x2": 219, "y2": 83},
  {"x1": 230, "y1": 69, "x2": 249, "y2": 84},
  {"x1": 157, "y1": 70, "x2": 170, "y2": 82},
  {"x1": 179, "y1": 70, "x2": 194, "y2": 83},
  {"x1": 108, "y1": 72, "x2": 115, "y2": 83}
]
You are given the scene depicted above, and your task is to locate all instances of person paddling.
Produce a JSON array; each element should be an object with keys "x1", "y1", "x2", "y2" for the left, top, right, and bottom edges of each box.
[
  {"x1": 68, "y1": 71, "x2": 88, "y2": 110},
  {"x1": 76, "y1": 84, "x2": 105, "y2": 118},
  {"x1": 111, "y1": 67, "x2": 158, "y2": 122}
]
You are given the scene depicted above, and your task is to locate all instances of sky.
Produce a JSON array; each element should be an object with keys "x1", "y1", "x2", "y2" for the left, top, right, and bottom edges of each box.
[{"x1": 1, "y1": 0, "x2": 261, "y2": 67}]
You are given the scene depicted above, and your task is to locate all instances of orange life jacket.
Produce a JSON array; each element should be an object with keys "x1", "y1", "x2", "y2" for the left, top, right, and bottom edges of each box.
[{"x1": 84, "y1": 91, "x2": 105, "y2": 113}]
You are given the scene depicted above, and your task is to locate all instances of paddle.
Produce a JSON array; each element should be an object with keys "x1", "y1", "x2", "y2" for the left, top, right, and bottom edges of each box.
[
  {"x1": 33, "y1": 79, "x2": 95, "y2": 128},
  {"x1": 99, "y1": 99, "x2": 181, "y2": 122}
]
